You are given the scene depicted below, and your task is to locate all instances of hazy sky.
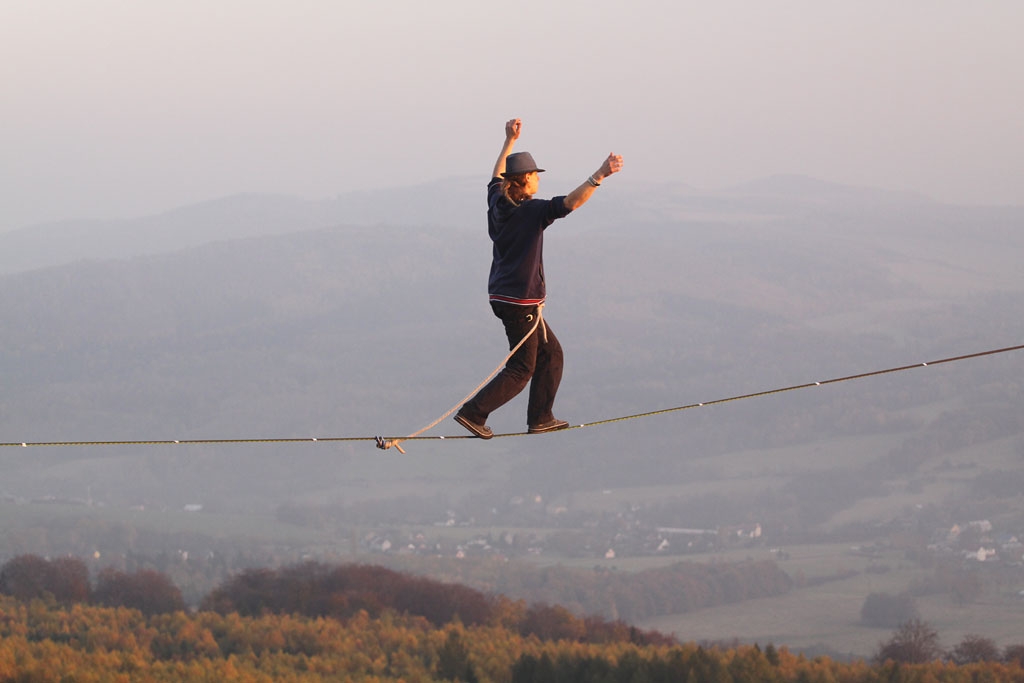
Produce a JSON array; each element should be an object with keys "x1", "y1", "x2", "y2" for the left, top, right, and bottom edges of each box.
[{"x1": 3, "y1": 1, "x2": 1023, "y2": 230}]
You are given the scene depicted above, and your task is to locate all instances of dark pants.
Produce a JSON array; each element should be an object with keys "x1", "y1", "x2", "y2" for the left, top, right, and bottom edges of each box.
[{"x1": 462, "y1": 302, "x2": 564, "y2": 427}]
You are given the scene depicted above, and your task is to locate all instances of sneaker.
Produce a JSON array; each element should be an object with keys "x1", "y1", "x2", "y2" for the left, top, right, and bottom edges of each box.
[
  {"x1": 528, "y1": 418, "x2": 570, "y2": 434},
  {"x1": 454, "y1": 412, "x2": 493, "y2": 439}
]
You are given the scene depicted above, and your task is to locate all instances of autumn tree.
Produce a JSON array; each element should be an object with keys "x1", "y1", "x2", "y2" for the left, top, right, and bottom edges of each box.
[
  {"x1": 511, "y1": 653, "x2": 559, "y2": 683},
  {"x1": 949, "y1": 634, "x2": 1001, "y2": 664},
  {"x1": 0, "y1": 554, "x2": 89, "y2": 605},
  {"x1": 49, "y1": 556, "x2": 91, "y2": 604},
  {"x1": 391, "y1": 574, "x2": 493, "y2": 627},
  {"x1": 518, "y1": 603, "x2": 585, "y2": 641},
  {"x1": 0, "y1": 554, "x2": 56, "y2": 602},
  {"x1": 93, "y1": 567, "x2": 185, "y2": 615},
  {"x1": 436, "y1": 629, "x2": 478, "y2": 682},
  {"x1": 203, "y1": 562, "x2": 495, "y2": 627},
  {"x1": 874, "y1": 618, "x2": 943, "y2": 664},
  {"x1": 1004, "y1": 643, "x2": 1024, "y2": 666}
]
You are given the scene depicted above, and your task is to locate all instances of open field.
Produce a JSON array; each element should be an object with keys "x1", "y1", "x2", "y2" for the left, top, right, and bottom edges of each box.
[
  {"x1": 632, "y1": 541, "x2": 1024, "y2": 659},
  {"x1": 638, "y1": 561, "x2": 1024, "y2": 659}
]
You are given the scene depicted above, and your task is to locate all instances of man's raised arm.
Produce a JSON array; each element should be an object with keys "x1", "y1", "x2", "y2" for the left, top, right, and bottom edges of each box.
[
  {"x1": 491, "y1": 118, "x2": 522, "y2": 179},
  {"x1": 564, "y1": 153, "x2": 624, "y2": 211}
]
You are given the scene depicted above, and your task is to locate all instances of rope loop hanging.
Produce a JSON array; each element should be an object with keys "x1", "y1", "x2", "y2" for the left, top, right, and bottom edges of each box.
[{"x1": 375, "y1": 304, "x2": 546, "y2": 452}]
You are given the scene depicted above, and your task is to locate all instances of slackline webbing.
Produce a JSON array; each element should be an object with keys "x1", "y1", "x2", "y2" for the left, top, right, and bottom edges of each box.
[{"x1": 2, "y1": 343, "x2": 1022, "y2": 451}]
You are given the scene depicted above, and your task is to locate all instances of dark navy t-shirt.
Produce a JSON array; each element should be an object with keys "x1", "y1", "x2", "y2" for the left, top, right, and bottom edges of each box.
[{"x1": 486, "y1": 177, "x2": 572, "y2": 305}]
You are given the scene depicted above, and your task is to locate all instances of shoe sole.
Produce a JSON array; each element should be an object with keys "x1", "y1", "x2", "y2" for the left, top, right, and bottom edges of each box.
[
  {"x1": 528, "y1": 421, "x2": 569, "y2": 434},
  {"x1": 454, "y1": 414, "x2": 493, "y2": 439}
]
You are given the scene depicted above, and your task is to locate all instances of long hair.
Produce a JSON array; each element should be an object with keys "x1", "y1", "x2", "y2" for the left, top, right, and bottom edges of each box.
[{"x1": 502, "y1": 174, "x2": 533, "y2": 205}]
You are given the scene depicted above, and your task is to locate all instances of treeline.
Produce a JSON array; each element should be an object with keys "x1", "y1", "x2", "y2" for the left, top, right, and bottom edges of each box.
[
  {"x1": 4, "y1": 595, "x2": 1024, "y2": 683},
  {"x1": 0, "y1": 552, "x2": 791, "y2": 644},
  {"x1": 0, "y1": 552, "x2": 789, "y2": 648},
  {"x1": 512, "y1": 641, "x2": 1024, "y2": 683},
  {"x1": 0, "y1": 512, "x2": 795, "y2": 620},
  {"x1": 873, "y1": 618, "x2": 1024, "y2": 667},
  {"x1": 0, "y1": 513, "x2": 286, "y2": 604},
  {"x1": 0, "y1": 554, "x2": 184, "y2": 615},
  {"x1": 202, "y1": 561, "x2": 674, "y2": 646},
  {"x1": 1, "y1": 554, "x2": 670, "y2": 647}
]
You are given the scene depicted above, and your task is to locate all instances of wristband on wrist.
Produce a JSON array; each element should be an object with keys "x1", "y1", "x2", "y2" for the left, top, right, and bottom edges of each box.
[{"x1": 587, "y1": 175, "x2": 602, "y2": 187}]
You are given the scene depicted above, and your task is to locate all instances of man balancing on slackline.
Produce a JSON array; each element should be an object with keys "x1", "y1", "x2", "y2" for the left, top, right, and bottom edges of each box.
[{"x1": 454, "y1": 118, "x2": 624, "y2": 439}]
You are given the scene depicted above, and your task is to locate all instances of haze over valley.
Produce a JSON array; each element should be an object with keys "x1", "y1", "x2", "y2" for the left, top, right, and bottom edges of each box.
[{"x1": 3, "y1": 177, "x2": 1023, "y2": 657}]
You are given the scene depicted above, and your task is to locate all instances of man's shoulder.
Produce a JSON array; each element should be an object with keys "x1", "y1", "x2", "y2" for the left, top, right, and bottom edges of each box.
[{"x1": 487, "y1": 177, "x2": 504, "y2": 202}]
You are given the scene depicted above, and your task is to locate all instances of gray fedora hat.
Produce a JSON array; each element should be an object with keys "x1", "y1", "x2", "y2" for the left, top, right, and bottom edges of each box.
[{"x1": 501, "y1": 151, "x2": 545, "y2": 177}]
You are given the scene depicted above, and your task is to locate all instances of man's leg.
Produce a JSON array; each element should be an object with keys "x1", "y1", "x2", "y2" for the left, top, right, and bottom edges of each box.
[
  {"x1": 459, "y1": 303, "x2": 539, "y2": 425},
  {"x1": 526, "y1": 319, "x2": 564, "y2": 428}
]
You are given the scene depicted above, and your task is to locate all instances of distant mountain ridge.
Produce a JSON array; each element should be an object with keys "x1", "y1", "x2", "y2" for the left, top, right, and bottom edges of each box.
[
  {"x1": 0, "y1": 175, "x2": 942, "y2": 275},
  {"x1": 0, "y1": 178, "x2": 481, "y2": 275}
]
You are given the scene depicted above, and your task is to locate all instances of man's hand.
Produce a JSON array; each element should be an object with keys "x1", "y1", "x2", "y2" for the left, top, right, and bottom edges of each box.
[
  {"x1": 505, "y1": 118, "x2": 522, "y2": 141},
  {"x1": 595, "y1": 153, "x2": 624, "y2": 181}
]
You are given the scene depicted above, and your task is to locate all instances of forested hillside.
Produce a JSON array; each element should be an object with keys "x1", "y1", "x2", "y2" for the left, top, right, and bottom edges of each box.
[
  {"x1": 3, "y1": 559, "x2": 1024, "y2": 682},
  {"x1": 3, "y1": 601, "x2": 1024, "y2": 682},
  {"x1": 0, "y1": 542, "x2": 792, "y2": 624}
]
